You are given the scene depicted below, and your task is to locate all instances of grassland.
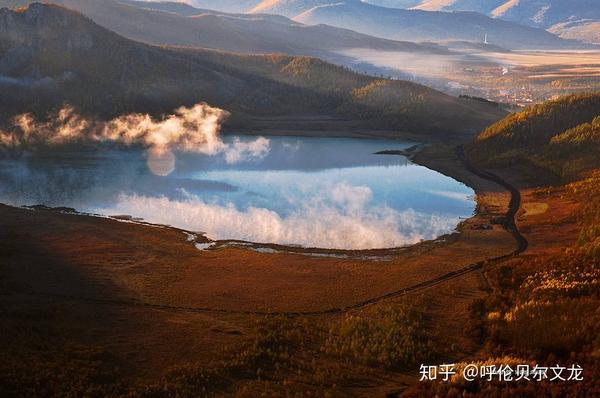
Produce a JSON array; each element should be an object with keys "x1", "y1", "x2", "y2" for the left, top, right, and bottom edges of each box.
[
  {"x1": 0, "y1": 140, "x2": 516, "y2": 396},
  {"x1": 405, "y1": 93, "x2": 600, "y2": 397},
  {"x1": 0, "y1": 85, "x2": 598, "y2": 396},
  {"x1": 0, "y1": 3, "x2": 505, "y2": 139},
  {"x1": 3, "y1": 121, "x2": 591, "y2": 396}
]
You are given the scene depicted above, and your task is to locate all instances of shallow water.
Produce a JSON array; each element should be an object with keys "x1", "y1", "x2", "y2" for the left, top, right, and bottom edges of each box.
[{"x1": 0, "y1": 136, "x2": 475, "y2": 249}]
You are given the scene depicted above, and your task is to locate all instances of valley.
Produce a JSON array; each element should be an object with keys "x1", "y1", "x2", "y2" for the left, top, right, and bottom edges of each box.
[
  {"x1": 3, "y1": 0, "x2": 596, "y2": 108},
  {"x1": 0, "y1": 3, "x2": 504, "y2": 137},
  {"x1": 0, "y1": 2, "x2": 598, "y2": 397}
]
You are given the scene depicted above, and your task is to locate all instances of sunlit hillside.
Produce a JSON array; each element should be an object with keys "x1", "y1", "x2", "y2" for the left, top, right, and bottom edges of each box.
[
  {"x1": 0, "y1": 2, "x2": 598, "y2": 398},
  {"x1": 0, "y1": 3, "x2": 504, "y2": 135},
  {"x1": 410, "y1": 92, "x2": 600, "y2": 398},
  {"x1": 469, "y1": 93, "x2": 600, "y2": 177}
]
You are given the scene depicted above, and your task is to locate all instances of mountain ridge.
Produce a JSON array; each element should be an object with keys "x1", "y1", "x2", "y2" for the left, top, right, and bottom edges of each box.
[
  {"x1": 292, "y1": 1, "x2": 588, "y2": 49},
  {"x1": 243, "y1": 0, "x2": 585, "y2": 49},
  {"x1": 468, "y1": 92, "x2": 600, "y2": 178},
  {"x1": 0, "y1": 0, "x2": 453, "y2": 55},
  {"x1": 375, "y1": 0, "x2": 600, "y2": 44},
  {"x1": 0, "y1": 3, "x2": 505, "y2": 137},
  {"x1": 243, "y1": 0, "x2": 596, "y2": 47}
]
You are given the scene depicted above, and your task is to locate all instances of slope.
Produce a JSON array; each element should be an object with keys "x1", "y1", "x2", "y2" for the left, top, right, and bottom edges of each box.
[
  {"x1": 406, "y1": 0, "x2": 600, "y2": 44},
  {"x1": 0, "y1": 0, "x2": 446, "y2": 56},
  {"x1": 549, "y1": 20, "x2": 600, "y2": 45},
  {"x1": 0, "y1": 3, "x2": 505, "y2": 136},
  {"x1": 292, "y1": 1, "x2": 585, "y2": 50},
  {"x1": 468, "y1": 92, "x2": 600, "y2": 177},
  {"x1": 490, "y1": 0, "x2": 600, "y2": 29}
]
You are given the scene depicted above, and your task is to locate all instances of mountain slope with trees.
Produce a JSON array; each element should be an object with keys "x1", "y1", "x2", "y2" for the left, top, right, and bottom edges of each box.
[
  {"x1": 0, "y1": 3, "x2": 504, "y2": 136},
  {"x1": 0, "y1": 0, "x2": 449, "y2": 56},
  {"x1": 468, "y1": 92, "x2": 600, "y2": 178}
]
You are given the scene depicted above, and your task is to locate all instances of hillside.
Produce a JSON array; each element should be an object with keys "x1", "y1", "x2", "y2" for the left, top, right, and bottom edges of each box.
[
  {"x1": 364, "y1": 0, "x2": 503, "y2": 13},
  {"x1": 292, "y1": 1, "x2": 585, "y2": 50},
  {"x1": 188, "y1": 0, "x2": 260, "y2": 13},
  {"x1": 16, "y1": 0, "x2": 589, "y2": 50},
  {"x1": 489, "y1": 0, "x2": 600, "y2": 29},
  {"x1": 414, "y1": 0, "x2": 503, "y2": 13},
  {"x1": 251, "y1": 0, "x2": 337, "y2": 16},
  {"x1": 0, "y1": 3, "x2": 504, "y2": 136},
  {"x1": 410, "y1": 93, "x2": 600, "y2": 397},
  {"x1": 0, "y1": 0, "x2": 448, "y2": 56},
  {"x1": 364, "y1": 0, "x2": 423, "y2": 8},
  {"x1": 549, "y1": 19, "x2": 600, "y2": 45},
  {"x1": 122, "y1": 0, "x2": 219, "y2": 16},
  {"x1": 402, "y1": 0, "x2": 600, "y2": 44},
  {"x1": 468, "y1": 92, "x2": 600, "y2": 178},
  {"x1": 370, "y1": 0, "x2": 600, "y2": 28}
]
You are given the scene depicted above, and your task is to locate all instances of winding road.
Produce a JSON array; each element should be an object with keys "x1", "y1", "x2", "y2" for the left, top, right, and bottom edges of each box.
[{"x1": 22, "y1": 146, "x2": 528, "y2": 316}]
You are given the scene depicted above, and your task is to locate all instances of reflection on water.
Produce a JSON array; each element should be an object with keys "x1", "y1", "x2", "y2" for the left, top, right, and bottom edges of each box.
[{"x1": 0, "y1": 136, "x2": 475, "y2": 249}]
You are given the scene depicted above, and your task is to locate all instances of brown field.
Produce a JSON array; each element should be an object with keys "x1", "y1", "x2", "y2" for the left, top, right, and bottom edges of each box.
[{"x1": 484, "y1": 50, "x2": 600, "y2": 68}]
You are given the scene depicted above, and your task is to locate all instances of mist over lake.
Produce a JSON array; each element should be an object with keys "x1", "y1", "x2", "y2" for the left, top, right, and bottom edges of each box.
[{"x1": 0, "y1": 136, "x2": 475, "y2": 250}]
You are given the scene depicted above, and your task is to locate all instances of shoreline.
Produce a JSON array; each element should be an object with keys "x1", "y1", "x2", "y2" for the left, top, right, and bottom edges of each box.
[
  {"x1": 0, "y1": 141, "x2": 520, "y2": 315},
  {"x1": 0, "y1": 140, "x2": 475, "y2": 258},
  {"x1": 223, "y1": 126, "x2": 461, "y2": 143}
]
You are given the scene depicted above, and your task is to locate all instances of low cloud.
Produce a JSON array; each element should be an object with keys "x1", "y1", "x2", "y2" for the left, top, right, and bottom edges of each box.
[
  {"x1": 337, "y1": 48, "x2": 460, "y2": 80},
  {"x1": 0, "y1": 103, "x2": 270, "y2": 164},
  {"x1": 223, "y1": 137, "x2": 271, "y2": 164}
]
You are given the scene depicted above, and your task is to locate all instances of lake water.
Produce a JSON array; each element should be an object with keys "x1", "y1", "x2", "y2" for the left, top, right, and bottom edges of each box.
[{"x1": 0, "y1": 136, "x2": 475, "y2": 250}]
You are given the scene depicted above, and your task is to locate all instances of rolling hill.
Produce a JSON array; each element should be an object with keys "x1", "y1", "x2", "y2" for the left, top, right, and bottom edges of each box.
[
  {"x1": 187, "y1": 0, "x2": 260, "y2": 13},
  {"x1": 366, "y1": 0, "x2": 600, "y2": 28},
  {"x1": 250, "y1": 0, "x2": 337, "y2": 16},
  {"x1": 409, "y1": 0, "x2": 505, "y2": 13},
  {"x1": 468, "y1": 92, "x2": 600, "y2": 177},
  {"x1": 264, "y1": 0, "x2": 599, "y2": 45},
  {"x1": 549, "y1": 20, "x2": 600, "y2": 45},
  {"x1": 403, "y1": 0, "x2": 600, "y2": 44},
  {"x1": 488, "y1": 0, "x2": 600, "y2": 29},
  {"x1": 0, "y1": 0, "x2": 449, "y2": 56},
  {"x1": 20, "y1": 0, "x2": 588, "y2": 50},
  {"x1": 293, "y1": 1, "x2": 584, "y2": 50},
  {"x1": 0, "y1": 3, "x2": 505, "y2": 136},
  {"x1": 363, "y1": 0, "x2": 423, "y2": 8}
]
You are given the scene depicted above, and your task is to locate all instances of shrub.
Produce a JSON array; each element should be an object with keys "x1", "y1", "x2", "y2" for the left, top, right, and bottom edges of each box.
[{"x1": 322, "y1": 297, "x2": 437, "y2": 369}]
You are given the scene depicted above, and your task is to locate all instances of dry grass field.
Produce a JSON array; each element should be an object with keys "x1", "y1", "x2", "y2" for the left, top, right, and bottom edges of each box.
[
  {"x1": 0, "y1": 144, "x2": 521, "y2": 396},
  {"x1": 3, "y1": 140, "x2": 583, "y2": 396}
]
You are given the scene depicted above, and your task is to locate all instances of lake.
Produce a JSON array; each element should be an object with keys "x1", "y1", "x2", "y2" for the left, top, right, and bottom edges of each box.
[{"x1": 0, "y1": 136, "x2": 475, "y2": 250}]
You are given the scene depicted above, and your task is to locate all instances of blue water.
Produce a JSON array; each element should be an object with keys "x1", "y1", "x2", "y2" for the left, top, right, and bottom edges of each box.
[{"x1": 0, "y1": 136, "x2": 475, "y2": 249}]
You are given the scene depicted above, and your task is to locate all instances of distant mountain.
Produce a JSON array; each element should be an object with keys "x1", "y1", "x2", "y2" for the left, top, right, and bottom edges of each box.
[
  {"x1": 187, "y1": 0, "x2": 260, "y2": 13},
  {"x1": 363, "y1": 0, "x2": 423, "y2": 8},
  {"x1": 367, "y1": 0, "x2": 599, "y2": 27},
  {"x1": 122, "y1": 0, "x2": 217, "y2": 16},
  {"x1": 493, "y1": 1, "x2": 600, "y2": 44},
  {"x1": 549, "y1": 20, "x2": 600, "y2": 45},
  {"x1": 395, "y1": 0, "x2": 600, "y2": 44},
  {"x1": 489, "y1": 0, "x2": 600, "y2": 29},
  {"x1": 0, "y1": 0, "x2": 449, "y2": 56},
  {"x1": 251, "y1": 0, "x2": 339, "y2": 17},
  {"x1": 293, "y1": 1, "x2": 584, "y2": 50},
  {"x1": 413, "y1": 0, "x2": 504, "y2": 14},
  {"x1": 0, "y1": 3, "x2": 505, "y2": 136}
]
